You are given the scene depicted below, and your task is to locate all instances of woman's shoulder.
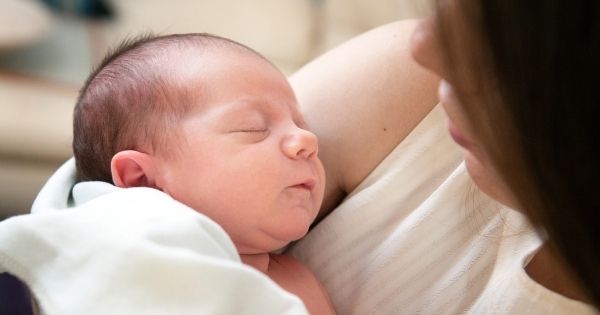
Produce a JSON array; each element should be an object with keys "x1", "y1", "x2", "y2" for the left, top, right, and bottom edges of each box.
[{"x1": 291, "y1": 20, "x2": 440, "y2": 217}]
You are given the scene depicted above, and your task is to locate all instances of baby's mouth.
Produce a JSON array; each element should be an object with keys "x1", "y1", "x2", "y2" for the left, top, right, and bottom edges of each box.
[{"x1": 290, "y1": 179, "x2": 315, "y2": 191}]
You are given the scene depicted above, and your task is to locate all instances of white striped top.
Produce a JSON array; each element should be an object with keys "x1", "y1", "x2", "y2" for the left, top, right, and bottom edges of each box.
[{"x1": 288, "y1": 105, "x2": 598, "y2": 314}]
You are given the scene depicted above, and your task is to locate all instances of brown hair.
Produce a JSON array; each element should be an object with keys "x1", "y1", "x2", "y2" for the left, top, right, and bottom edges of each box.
[
  {"x1": 435, "y1": 0, "x2": 600, "y2": 304},
  {"x1": 73, "y1": 33, "x2": 266, "y2": 183}
]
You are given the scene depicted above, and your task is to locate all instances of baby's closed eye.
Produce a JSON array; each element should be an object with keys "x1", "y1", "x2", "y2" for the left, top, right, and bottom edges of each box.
[
  {"x1": 233, "y1": 127, "x2": 268, "y2": 133},
  {"x1": 228, "y1": 123, "x2": 270, "y2": 142}
]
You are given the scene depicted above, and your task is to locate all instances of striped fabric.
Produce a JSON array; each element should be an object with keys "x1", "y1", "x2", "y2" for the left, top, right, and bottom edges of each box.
[{"x1": 289, "y1": 105, "x2": 598, "y2": 314}]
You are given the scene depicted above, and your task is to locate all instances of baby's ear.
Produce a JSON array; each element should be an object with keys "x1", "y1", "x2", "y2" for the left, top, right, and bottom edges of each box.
[{"x1": 111, "y1": 150, "x2": 158, "y2": 188}]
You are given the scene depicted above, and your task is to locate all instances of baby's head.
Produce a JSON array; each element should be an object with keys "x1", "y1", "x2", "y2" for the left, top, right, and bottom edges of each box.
[
  {"x1": 73, "y1": 34, "x2": 325, "y2": 253},
  {"x1": 74, "y1": 33, "x2": 258, "y2": 183}
]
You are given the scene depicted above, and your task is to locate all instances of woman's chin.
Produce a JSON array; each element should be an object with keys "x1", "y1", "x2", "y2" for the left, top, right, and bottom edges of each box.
[{"x1": 464, "y1": 152, "x2": 519, "y2": 210}]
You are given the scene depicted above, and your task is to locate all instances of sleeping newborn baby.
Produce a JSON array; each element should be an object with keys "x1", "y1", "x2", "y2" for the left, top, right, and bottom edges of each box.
[{"x1": 72, "y1": 33, "x2": 334, "y2": 314}]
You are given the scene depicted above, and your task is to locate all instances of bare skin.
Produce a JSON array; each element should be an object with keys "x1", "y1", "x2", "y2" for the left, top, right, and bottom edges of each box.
[
  {"x1": 241, "y1": 253, "x2": 336, "y2": 315},
  {"x1": 111, "y1": 45, "x2": 333, "y2": 313},
  {"x1": 238, "y1": 21, "x2": 439, "y2": 314},
  {"x1": 290, "y1": 20, "x2": 439, "y2": 220}
]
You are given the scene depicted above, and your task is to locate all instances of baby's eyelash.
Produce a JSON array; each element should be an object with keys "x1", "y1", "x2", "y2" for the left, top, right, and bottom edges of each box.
[{"x1": 237, "y1": 128, "x2": 268, "y2": 133}]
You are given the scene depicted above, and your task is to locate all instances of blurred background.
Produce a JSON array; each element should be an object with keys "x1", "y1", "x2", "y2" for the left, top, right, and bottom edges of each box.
[{"x1": 0, "y1": 0, "x2": 433, "y2": 218}]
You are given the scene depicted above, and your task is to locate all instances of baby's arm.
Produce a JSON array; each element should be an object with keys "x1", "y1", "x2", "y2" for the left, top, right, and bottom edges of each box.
[
  {"x1": 241, "y1": 253, "x2": 336, "y2": 314},
  {"x1": 266, "y1": 254, "x2": 336, "y2": 315}
]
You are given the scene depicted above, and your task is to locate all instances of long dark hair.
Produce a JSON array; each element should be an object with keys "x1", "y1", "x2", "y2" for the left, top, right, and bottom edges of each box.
[{"x1": 436, "y1": 0, "x2": 599, "y2": 304}]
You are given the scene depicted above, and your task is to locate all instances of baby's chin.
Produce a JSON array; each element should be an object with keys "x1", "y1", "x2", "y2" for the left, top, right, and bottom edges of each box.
[
  {"x1": 236, "y1": 224, "x2": 311, "y2": 254},
  {"x1": 236, "y1": 241, "x2": 291, "y2": 255},
  {"x1": 234, "y1": 206, "x2": 318, "y2": 254}
]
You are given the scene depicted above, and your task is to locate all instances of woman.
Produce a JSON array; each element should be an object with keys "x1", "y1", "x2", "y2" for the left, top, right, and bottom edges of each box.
[
  {"x1": 1, "y1": 3, "x2": 597, "y2": 315},
  {"x1": 290, "y1": 0, "x2": 599, "y2": 314},
  {"x1": 413, "y1": 0, "x2": 600, "y2": 306}
]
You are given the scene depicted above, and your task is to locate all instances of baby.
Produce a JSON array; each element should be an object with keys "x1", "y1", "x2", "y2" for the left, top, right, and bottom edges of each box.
[{"x1": 73, "y1": 33, "x2": 334, "y2": 314}]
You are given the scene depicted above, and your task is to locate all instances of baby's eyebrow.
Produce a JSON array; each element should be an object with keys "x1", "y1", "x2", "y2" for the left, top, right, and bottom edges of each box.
[
  {"x1": 227, "y1": 99, "x2": 276, "y2": 117},
  {"x1": 224, "y1": 98, "x2": 305, "y2": 127},
  {"x1": 214, "y1": 101, "x2": 270, "y2": 125},
  {"x1": 217, "y1": 100, "x2": 261, "y2": 115}
]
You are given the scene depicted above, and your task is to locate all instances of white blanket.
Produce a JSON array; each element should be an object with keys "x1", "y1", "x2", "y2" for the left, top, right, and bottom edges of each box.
[{"x1": 0, "y1": 160, "x2": 308, "y2": 315}]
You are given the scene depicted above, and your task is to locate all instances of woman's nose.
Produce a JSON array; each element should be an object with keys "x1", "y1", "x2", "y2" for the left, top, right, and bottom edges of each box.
[
  {"x1": 282, "y1": 127, "x2": 319, "y2": 159},
  {"x1": 410, "y1": 17, "x2": 444, "y2": 78}
]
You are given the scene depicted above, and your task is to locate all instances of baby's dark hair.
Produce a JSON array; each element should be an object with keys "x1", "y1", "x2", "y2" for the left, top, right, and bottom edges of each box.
[{"x1": 73, "y1": 33, "x2": 266, "y2": 183}]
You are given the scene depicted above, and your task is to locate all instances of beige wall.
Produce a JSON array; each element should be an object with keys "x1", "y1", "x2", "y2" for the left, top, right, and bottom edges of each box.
[{"x1": 0, "y1": 0, "x2": 434, "y2": 217}]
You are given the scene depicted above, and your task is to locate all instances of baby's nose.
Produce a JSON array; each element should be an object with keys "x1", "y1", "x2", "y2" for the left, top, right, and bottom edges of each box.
[{"x1": 282, "y1": 127, "x2": 318, "y2": 159}]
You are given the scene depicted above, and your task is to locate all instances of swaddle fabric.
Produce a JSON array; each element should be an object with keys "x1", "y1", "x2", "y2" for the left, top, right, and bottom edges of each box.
[{"x1": 0, "y1": 163, "x2": 308, "y2": 315}]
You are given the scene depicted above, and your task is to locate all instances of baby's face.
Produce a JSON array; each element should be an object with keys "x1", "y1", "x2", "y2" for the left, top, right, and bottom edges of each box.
[{"x1": 156, "y1": 49, "x2": 325, "y2": 254}]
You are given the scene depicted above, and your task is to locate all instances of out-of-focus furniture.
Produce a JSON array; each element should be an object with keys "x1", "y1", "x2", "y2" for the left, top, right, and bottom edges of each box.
[
  {"x1": 0, "y1": 0, "x2": 433, "y2": 217},
  {"x1": 0, "y1": 0, "x2": 53, "y2": 50},
  {"x1": 0, "y1": 0, "x2": 71, "y2": 216},
  {"x1": 317, "y1": 0, "x2": 433, "y2": 51},
  {"x1": 99, "y1": 0, "x2": 317, "y2": 75}
]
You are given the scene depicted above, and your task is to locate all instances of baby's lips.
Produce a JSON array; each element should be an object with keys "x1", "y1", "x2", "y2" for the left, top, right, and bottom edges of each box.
[{"x1": 290, "y1": 178, "x2": 316, "y2": 191}]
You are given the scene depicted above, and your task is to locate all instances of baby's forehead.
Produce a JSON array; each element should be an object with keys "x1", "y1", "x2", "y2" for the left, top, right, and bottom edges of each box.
[
  {"x1": 159, "y1": 47, "x2": 273, "y2": 90},
  {"x1": 148, "y1": 42, "x2": 295, "y2": 118}
]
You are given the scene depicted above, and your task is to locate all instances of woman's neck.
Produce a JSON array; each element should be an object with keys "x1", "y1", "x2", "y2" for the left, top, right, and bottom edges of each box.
[{"x1": 525, "y1": 243, "x2": 591, "y2": 303}]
